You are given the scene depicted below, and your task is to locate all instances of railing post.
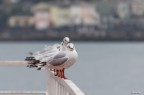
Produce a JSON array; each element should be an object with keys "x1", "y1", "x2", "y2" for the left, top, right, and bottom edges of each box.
[
  {"x1": 46, "y1": 69, "x2": 54, "y2": 95},
  {"x1": 47, "y1": 69, "x2": 85, "y2": 95}
]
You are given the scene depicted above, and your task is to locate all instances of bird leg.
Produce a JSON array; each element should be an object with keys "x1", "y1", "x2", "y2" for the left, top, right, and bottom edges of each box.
[
  {"x1": 57, "y1": 70, "x2": 62, "y2": 78},
  {"x1": 53, "y1": 68, "x2": 62, "y2": 77},
  {"x1": 59, "y1": 69, "x2": 63, "y2": 78},
  {"x1": 57, "y1": 69, "x2": 63, "y2": 78},
  {"x1": 54, "y1": 69, "x2": 67, "y2": 79}
]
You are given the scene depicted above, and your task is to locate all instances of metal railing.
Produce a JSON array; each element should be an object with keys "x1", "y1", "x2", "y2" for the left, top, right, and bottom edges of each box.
[{"x1": 0, "y1": 61, "x2": 85, "y2": 95}]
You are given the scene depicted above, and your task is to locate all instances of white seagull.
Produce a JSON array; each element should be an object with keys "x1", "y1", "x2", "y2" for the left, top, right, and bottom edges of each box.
[{"x1": 40, "y1": 42, "x2": 78, "y2": 79}]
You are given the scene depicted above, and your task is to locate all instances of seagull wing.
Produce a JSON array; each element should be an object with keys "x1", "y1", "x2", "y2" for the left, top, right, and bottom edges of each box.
[
  {"x1": 49, "y1": 53, "x2": 68, "y2": 66},
  {"x1": 32, "y1": 43, "x2": 60, "y2": 56}
]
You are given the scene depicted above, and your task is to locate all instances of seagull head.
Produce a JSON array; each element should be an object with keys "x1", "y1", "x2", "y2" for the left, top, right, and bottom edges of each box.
[
  {"x1": 63, "y1": 37, "x2": 70, "y2": 45},
  {"x1": 67, "y1": 43, "x2": 75, "y2": 51}
]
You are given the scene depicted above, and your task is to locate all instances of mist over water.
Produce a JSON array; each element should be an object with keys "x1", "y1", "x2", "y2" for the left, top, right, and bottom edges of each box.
[{"x1": 0, "y1": 42, "x2": 144, "y2": 95}]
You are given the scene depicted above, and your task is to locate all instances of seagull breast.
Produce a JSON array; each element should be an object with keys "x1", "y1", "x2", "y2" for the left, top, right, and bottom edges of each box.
[{"x1": 61, "y1": 50, "x2": 78, "y2": 69}]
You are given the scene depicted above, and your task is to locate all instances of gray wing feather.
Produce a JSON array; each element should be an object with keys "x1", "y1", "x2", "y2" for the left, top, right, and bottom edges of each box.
[
  {"x1": 53, "y1": 53, "x2": 66, "y2": 59},
  {"x1": 49, "y1": 53, "x2": 68, "y2": 66}
]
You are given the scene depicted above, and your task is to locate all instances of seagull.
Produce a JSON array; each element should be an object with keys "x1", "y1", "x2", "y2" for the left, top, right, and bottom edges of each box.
[
  {"x1": 42, "y1": 42, "x2": 78, "y2": 79},
  {"x1": 26, "y1": 37, "x2": 70, "y2": 69}
]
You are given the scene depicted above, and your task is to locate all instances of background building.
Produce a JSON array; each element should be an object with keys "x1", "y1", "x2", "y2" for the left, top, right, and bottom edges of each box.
[
  {"x1": 117, "y1": 2, "x2": 131, "y2": 19},
  {"x1": 131, "y1": 0, "x2": 144, "y2": 17},
  {"x1": 0, "y1": 0, "x2": 144, "y2": 41}
]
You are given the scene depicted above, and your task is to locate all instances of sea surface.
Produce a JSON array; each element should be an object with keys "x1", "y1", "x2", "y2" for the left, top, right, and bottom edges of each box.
[{"x1": 0, "y1": 41, "x2": 144, "y2": 95}]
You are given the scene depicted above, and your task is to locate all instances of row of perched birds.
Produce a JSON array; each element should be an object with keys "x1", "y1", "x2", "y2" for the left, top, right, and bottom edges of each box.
[{"x1": 25, "y1": 37, "x2": 78, "y2": 79}]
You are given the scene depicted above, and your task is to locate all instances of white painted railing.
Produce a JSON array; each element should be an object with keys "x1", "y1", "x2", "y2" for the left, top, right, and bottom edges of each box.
[
  {"x1": 0, "y1": 91, "x2": 47, "y2": 94},
  {"x1": 0, "y1": 61, "x2": 27, "y2": 66},
  {"x1": 0, "y1": 61, "x2": 85, "y2": 95},
  {"x1": 47, "y1": 69, "x2": 85, "y2": 95}
]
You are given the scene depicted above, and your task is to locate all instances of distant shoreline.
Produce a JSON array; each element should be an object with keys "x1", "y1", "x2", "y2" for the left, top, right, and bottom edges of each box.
[{"x1": 1, "y1": 30, "x2": 144, "y2": 42}]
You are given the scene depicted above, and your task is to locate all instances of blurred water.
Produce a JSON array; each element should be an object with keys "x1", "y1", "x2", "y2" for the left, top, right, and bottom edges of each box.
[{"x1": 0, "y1": 42, "x2": 144, "y2": 95}]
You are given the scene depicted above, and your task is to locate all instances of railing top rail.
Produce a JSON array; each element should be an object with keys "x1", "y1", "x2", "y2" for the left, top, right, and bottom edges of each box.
[
  {"x1": 0, "y1": 91, "x2": 47, "y2": 94},
  {"x1": 0, "y1": 61, "x2": 27, "y2": 66}
]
